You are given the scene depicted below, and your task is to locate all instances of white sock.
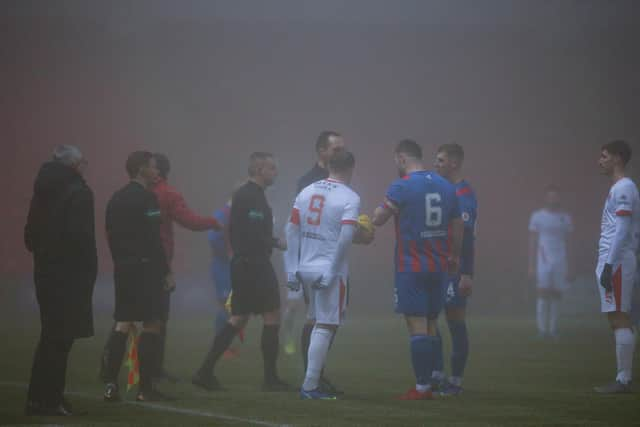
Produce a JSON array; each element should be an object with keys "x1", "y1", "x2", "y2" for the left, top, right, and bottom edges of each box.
[
  {"x1": 614, "y1": 328, "x2": 636, "y2": 384},
  {"x1": 548, "y1": 299, "x2": 559, "y2": 335},
  {"x1": 536, "y1": 298, "x2": 548, "y2": 334},
  {"x1": 416, "y1": 383, "x2": 431, "y2": 393},
  {"x1": 432, "y1": 370, "x2": 445, "y2": 381},
  {"x1": 449, "y1": 376, "x2": 462, "y2": 387},
  {"x1": 302, "y1": 327, "x2": 333, "y2": 391}
]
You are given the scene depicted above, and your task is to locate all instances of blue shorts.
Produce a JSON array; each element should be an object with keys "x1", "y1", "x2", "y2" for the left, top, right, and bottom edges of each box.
[
  {"x1": 211, "y1": 258, "x2": 231, "y2": 302},
  {"x1": 394, "y1": 272, "x2": 447, "y2": 319},
  {"x1": 445, "y1": 275, "x2": 468, "y2": 309}
]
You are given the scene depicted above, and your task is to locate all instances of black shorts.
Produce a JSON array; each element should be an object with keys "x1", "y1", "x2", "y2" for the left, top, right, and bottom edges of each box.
[
  {"x1": 113, "y1": 262, "x2": 167, "y2": 322},
  {"x1": 230, "y1": 256, "x2": 280, "y2": 316}
]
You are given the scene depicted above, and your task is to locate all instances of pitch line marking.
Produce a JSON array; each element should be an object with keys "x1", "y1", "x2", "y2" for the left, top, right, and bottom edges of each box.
[{"x1": 0, "y1": 381, "x2": 292, "y2": 427}]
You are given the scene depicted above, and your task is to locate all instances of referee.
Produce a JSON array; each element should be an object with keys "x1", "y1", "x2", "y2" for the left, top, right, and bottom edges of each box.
[
  {"x1": 193, "y1": 152, "x2": 289, "y2": 392},
  {"x1": 101, "y1": 151, "x2": 175, "y2": 402}
]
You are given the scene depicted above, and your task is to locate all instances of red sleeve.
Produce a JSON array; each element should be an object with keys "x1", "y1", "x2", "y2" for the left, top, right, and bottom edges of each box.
[
  {"x1": 169, "y1": 190, "x2": 220, "y2": 231},
  {"x1": 290, "y1": 208, "x2": 301, "y2": 225}
]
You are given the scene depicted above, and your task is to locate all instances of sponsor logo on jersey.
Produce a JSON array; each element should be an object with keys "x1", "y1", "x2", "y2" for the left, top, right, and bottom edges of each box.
[{"x1": 248, "y1": 209, "x2": 265, "y2": 221}]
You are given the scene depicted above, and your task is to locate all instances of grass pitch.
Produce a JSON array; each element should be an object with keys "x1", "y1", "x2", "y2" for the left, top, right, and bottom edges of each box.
[{"x1": 0, "y1": 312, "x2": 638, "y2": 426}]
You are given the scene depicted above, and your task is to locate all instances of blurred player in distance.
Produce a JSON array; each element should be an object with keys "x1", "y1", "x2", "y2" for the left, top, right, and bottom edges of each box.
[
  {"x1": 431, "y1": 143, "x2": 478, "y2": 395},
  {"x1": 528, "y1": 185, "x2": 574, "y2": 339},
  {"x1": 594, "y1": 140, "x2": 638, "y2": 394},
  {"x1": 372, "y1": 139, "x2": 463, "y2": 400}
]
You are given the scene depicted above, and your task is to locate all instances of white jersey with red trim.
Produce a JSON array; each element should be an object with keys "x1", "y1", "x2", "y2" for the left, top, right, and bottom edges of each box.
[
  {"x1": 598, "y1": 177, "x2": 640, "y2": 266},
  {"x1": 290, "y1": 179, "x2": 360, "y2": 276},
  {"x1": 529, "y1": 209, "x2": 573, "y2": 269}
]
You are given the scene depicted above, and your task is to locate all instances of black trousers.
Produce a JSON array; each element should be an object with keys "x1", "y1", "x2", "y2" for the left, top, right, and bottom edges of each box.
[{"x1": 27, "y1": 332, "x2": 74, "y2": 407}]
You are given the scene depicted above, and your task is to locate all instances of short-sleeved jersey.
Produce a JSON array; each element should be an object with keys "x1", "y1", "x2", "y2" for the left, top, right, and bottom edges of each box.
[
  {"x1": 291, "y1": 178, "x2": 360, "y2": 276},
  {"x1": 230, "y1": 181, "x2": 275, "y2": 259},
  {"x1": 455, "y1": 180, "x2": 478, "y2": 275},
  {"x1": 385, "y1": 171, "x2": 461, "y2": 273},
  {"x1": 598, "y1": 177, "x2": 640, "y2": 265},
  {"x1": 529, "y1": 208, "x2": 573, "y2": 265}
]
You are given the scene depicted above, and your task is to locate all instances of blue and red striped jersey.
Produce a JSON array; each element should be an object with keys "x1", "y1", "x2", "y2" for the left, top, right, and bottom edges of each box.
[
  {"x1": 385, "y1": 171, "x2": 461, "y2": 273},
  {"x1": 454, "y1": 180, "x2": 477, "y2": 276}
]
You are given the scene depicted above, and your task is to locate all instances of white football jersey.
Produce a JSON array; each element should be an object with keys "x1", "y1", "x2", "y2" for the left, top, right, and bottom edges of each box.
[
  {"x1": 598, "y1": 177, "x2": 640, "y2": 265},
  {"x1": 529, "y1": 209, "x2": 573, "y2": 266},
  {"x1": 290, "y1": 179, "x2": 360, "y2": 276}
]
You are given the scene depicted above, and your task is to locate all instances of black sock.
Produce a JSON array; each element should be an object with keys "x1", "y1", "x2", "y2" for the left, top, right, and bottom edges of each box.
[
  {"x1": 157, "y1": 323, "x2": 167, "y2": 376},
  {"x1": 200, "y1": 323, "x2": 237, "y2": 375},
  {"x1": 99, "y1": 323, "x2": 117, "y2": 381},
  {"x1": 301, "y1": 323, "x2": 314, "y2": 372},
  {"x1": 262, "y1": 324, "x2": 280, "y2": 383},
  {"x1": 103, "y1": 331, "x2": 127, "y2": 384},
  {"x1": 138, "y1": 332, "x2": 161, "y2": 393}
]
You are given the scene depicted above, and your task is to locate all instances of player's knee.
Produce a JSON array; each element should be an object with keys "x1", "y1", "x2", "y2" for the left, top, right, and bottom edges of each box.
[
  {"x1": 315, "y1": 323, "x2": 337, "y2": 332},
  {"x1": 405, "y1": 316, "x2": 428, "y2": 335},
  {"x1": 262, "y1": 310, "x2": 281, "y2": 326},
  {"x1": 142, "y1": 320, "x2": 163, "y2": 334},
  {"x1": 446, "y1": 307, "x2": 466, "y2": 322},
  {"x1": 608, "y1": 311, "x2": 632, "y2": 329},
  {"x1": 230, "y1": 315, "x2": 249, "y2": 329},
  {"x1": 114, "y1": 322, "x2": 133, "y2": 334}
]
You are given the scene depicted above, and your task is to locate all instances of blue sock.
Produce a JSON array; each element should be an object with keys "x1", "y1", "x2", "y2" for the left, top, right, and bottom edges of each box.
[
  {"x1": 410, "y1": 335, "x2": 431, "y2": 387},
  {"x1": 215, "y1": 308, "x2": 229, "y2": 335},
  {"x1": 432, "y1": 328, "x2": 444, "y2": 375},
  {"x1": 448, "y1": 319, "x2": 469, "y2": 378}
]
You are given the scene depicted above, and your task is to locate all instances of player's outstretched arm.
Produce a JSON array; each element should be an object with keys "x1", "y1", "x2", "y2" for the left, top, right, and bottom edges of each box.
[
  {"x1": 171, "y1": 191, "x2": 221, "y2": 231},
  {"x1": 372, "y1": 199, "x2": 396, "y2": 226}
]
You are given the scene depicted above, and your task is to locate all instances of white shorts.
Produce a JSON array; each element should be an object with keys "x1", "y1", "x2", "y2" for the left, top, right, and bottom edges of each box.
[
  {"x1": 537, "y1": 261, "x2": 568, "y2": 292},
  {"x1": 596, "y1": 254, "x2": 636, "y2": 313},
  {"x1": 297, "y1": 271, "x2": 348, "y2": 326}
]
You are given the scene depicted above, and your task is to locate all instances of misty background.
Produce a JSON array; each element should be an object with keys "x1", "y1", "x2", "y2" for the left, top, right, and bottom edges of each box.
[{"x1": 1, "y1": 0, "x2": 639, "y2": 320}]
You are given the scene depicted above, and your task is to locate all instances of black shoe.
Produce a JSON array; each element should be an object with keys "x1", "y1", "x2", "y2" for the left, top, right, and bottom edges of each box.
[
  {"x1": 60, "y1": 398, "x2": 88, "y2": 415},
  {"x1": 136, "y1": 389, "x2": 176, "y2": 402},
  {"x1": 155, "y1": 369, "x2": 180, "y2": 384},
  {"x1": 25, "y1": 401, "x2": 73, "y2": 416},
  {"x1": 192, "y1": 370, "x2": 222, "y2": 391},
  {"x1": 103, "y1": 383, "x2": 121, "y2": 402},
  {"x1": 262, "y1": 378, "x2": 292, "y2": 392},
  {"x1": 319, "y1": 376, "x2": 344, "y2": 395}
]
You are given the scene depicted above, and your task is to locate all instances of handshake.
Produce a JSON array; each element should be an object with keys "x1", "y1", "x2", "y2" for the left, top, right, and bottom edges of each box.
[{"x1": 287, "y1": 272, "x2": 335, "y2": 291}]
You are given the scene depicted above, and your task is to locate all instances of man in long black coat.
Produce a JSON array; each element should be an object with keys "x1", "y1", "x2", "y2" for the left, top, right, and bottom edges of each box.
[{"x1": 24, "y1": 145, "x2": 97, "y2": 416}]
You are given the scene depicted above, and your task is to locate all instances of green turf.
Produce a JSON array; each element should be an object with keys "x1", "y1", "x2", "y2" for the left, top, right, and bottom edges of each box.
[{"x1": 0, "y1": 313, "x2": 638, "y2": 426}]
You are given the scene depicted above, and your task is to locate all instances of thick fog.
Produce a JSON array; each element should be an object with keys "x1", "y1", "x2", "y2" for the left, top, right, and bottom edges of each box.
[{"x1": 2, "y1": 0, "x2": 639, "y2": 317}]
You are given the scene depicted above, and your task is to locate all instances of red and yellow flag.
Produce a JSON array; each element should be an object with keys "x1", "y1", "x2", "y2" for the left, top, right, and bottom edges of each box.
[{"x1": 125, "y1": 327, "x2": 140, "y2": 391}]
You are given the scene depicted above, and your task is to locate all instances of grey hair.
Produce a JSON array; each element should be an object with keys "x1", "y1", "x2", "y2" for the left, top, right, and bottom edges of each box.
[{"x1": 52, "y1": 145, "x2": 83, "y2": 166}]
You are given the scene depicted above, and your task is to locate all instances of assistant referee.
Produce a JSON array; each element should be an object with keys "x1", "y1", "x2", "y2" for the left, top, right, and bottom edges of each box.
[{"x1": 193, "y1": 152, "x2": 289, "y2": 392}]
